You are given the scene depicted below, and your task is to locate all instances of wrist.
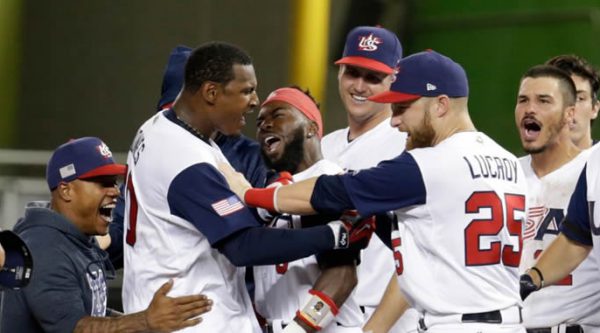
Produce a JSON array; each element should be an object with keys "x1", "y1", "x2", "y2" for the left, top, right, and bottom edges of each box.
[
  {"x1": 528, "y1": 266, "x2": 545, "y2": 290},
  {"x1": 295, "y1": 289, "x2": 339, "y2": 331},
  {"x1": 244, "y1": 186, "x2": 278, "y2": 211}
]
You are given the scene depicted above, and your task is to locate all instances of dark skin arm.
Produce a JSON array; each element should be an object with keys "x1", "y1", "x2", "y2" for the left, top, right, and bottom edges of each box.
[
  {"x1": 291, "y1": 259, "x2": 358, "y2": 332},
  {"x1": 74, "y1": 279, "x2": 212, "y2": 333}
]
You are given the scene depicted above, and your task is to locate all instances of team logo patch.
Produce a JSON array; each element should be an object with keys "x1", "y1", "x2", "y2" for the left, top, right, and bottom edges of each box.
[
  {"x1": 97, "y1": 142, "x2": 113, "y2": 159},
  {"x1": 426, "y1": 83, "x2": 437, "y2": 91},
  {"x1": 358, "y1": 34, "x2": 382, "y2": 51},
  {"x1": 211, "y1": 195, "x2": 244, "y2": 216}
]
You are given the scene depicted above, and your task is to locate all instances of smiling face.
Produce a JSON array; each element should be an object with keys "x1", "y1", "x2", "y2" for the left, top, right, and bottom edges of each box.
[
  {"x1": 212, "y1": 64, "x2": 259, "y2": 136},
  {"x1": 338, "y1": 64, "x2": 395, "y2": 124},
  {"x1": 390, "y1": 97, "x2": 436, "y2": 150},
  {"x1": 65, "y1": 176, "x2": 120, "y2": 236},
  {"x1": 515, "y1": 77, "x2": 570, "y2": 154},
  {"x1": 570, "y1": 74, "x2": 599, "y2": 146},
  {"x1": 256, "y1": 101, "x2": 310, "y2": 173}
]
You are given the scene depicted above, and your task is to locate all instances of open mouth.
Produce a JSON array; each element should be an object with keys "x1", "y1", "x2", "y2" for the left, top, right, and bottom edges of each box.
[
  {"x1": 262, "y1": 135, "x2": 282, "y2": 153},
  {"x1": 522, "y1": 117, "x2": 542, "y2": 141},
  {"x1": 99, "y1": 203, "x2": 115, "y2": 223}
]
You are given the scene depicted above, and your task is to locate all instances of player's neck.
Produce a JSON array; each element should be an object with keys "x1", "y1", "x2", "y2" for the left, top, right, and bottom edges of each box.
[
  {"x1": 432, "y1": 111, "x2": 476, "y2": 146},
  {"x1": 172, "y1": 100, "x2": 214, "y2": 139},
  {"x1": 573, "y1": 133, "x2": 593, "y2": 150},
  {"x1": 296, "y1": 141, "x2": 323, "y2": 174},
  {"x1": 347, "y1": 108, "x2": 391, "y2": 141},
  {"x1": 530, "y1": 136, "x2": 581, "y2": 178}
]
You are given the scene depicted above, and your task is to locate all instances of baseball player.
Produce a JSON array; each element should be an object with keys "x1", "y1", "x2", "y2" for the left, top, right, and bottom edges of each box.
[
  {"x1": 545, "y1": 54, "x2": 600, "y2": 149},
  {"x1": 107, "y1": 45, "x2": 266, "y2": 269},
  {"x1": 220, "y1": 50, "x2": 528, "y2": 333},
  {"x1": 520, "y1": 145, "x2": 600, "y2": 327},
  {"x1": 322, "y1": 25, "x2": 416, "y2": 332},
  {"x1": 515, "y1": 65, "x2": 600, "y2": 332},
  {"x1": 254, "y1": 86, "x2": 365, "y2": 333},
  {"x1": 122, "y1": 42, "x2": 371, "y2": 333}
]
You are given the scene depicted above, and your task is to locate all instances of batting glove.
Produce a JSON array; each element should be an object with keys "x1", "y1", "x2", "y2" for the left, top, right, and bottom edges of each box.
[
  {"x1": 519, "y1": 274, "x2": 538, "y2": 301},
  {"x1": 327, "y1": 210, "x2": 376, "y2": 250}
]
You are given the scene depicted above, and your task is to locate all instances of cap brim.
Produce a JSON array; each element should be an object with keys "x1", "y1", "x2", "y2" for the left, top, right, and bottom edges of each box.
[
  {"x1": 335, "y1": 56, "x2": 394, "y2": 75},
  {"x1": 368, "y1": 91, "x2": 422, "y2": 103},
  {"x1": 79, "y1": 164, "x2": 127, "y2": 179},
  {"x1": 0, "y1": 230, "x2": 33, "y2": 289}
]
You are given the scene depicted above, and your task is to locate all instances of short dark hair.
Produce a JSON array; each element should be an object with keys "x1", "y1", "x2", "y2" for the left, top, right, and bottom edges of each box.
[
  {"x1": 184, "y1": 42, "x2": 252, "y2": 93},
  {"x1": 289, "y1": 85, "x2": 321, "y2": 110},
  {"x1": 521, "y1": 65, "x2": 576, "y2": 107},
  {"x1": 546, "y1": 54, "x2": 600, "y2": 102}
]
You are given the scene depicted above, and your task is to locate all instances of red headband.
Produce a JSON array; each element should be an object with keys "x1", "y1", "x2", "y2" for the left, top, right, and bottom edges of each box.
[{"x1": 261, "y1": 87, "x2": 323, "y2": 138}]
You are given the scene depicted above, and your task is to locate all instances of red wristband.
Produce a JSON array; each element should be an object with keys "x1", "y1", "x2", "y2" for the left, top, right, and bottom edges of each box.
[{"x1": 245, "y1": 187, "x2": 277, "y2": 211}]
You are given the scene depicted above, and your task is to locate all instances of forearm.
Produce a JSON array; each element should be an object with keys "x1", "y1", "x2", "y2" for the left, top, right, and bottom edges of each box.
[
  {"x1": 313, "y1": 264, "x2": 357, "y2": 307},
  {"x1": 532, "y1": 233, "x2": 591, "y2": 286},
  {"x1": 291, "y1": 264, "x2": 358, "y2": 333},
  {"x1": 74, "y1": 311, "x2": 148, "y2": 333},
  {"x1": 363, "y1": 273, "x2": 409, "y2": 333},
  {"x1": 218, "y1": 226, "x2": 333, "y2": 266},
  {"x1": 276, "y1": 178, "x2": 318, "y2": 214}
]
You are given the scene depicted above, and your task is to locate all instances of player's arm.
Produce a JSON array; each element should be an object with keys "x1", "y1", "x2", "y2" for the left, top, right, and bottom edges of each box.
[
  {"x1": 219, "y1": 151, "x2": 426, "y2": 218},
  {"x1": 74, "y1": 279, "x2": 212, "y2": 333},
  {"x1": 168, "y1": 163, "x2": 365, "y2": 267},
  {"x1": 525, "y1": 233, "x2": 591, "y2": 288},
  {"x1": 521, "y1": 166, "x2": 593, "y2": 299},
  {"x1": 363, "y1": 273, "x2": 410, "y2": 333}
]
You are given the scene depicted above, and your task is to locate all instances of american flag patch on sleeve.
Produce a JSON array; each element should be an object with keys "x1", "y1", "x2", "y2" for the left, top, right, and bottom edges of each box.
[{"x1": 211, "y1": 195, "x2": 244, "y2": 216}]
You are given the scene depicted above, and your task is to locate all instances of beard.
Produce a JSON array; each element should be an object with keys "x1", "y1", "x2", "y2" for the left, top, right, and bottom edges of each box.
[
  {"x1": 406, "y1": 109, "x2": 436, "y2": 150},
  {"x1": 262, "y1": 127, "x2": 305, "y2": 174},
  {"x1": 524, "y1": 115, "x2": 566, "y2": 154}
]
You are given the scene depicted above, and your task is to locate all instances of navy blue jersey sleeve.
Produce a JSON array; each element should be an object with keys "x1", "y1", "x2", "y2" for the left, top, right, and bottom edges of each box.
[
  {"x1": 217, "y1": 225, "x2": 334, "y2": 266},
  {"x1": 560, "y1": 166, "x2": 593, "y2": 246},
  {"x1": 168, "y1": 163, "x2": 261, "y2": 245},
  {"x1": 312, "y1": 152, "x2": 426, "y2": 217}
]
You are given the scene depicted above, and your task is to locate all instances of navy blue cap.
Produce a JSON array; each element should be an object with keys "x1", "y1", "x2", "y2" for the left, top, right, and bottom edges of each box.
[
  {"x1": 0, "y1": 230, "x2": 32, "y2": 289},
  {"x1": 335, "y1": 26, "x2": 402, "y2": 75},
  {"x1": 157, "y1": 45, "x2": 192, "y2": 110},
  {"x1": 369, "y1": 50, "x2": 469, "y2": 103},
  {"x1": 46, "y1": 137, "x2": 126, "y2": 191}
]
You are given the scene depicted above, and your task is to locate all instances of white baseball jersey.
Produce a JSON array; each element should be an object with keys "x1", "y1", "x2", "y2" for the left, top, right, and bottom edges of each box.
[
  {"x1": 321, "y1": 119, "x2": 418, "y2": 331},
  {"x1": 519, "y1": 148, "x2": 600, "y2": 327},
  {"x1": 122, "y1": 110, "x2": 262, "y2": 332},
  {"x1": 254, "y1": 159, "x2": 363, "y2": 332},
  {"x1": 389, "y1": 132, "x2": 527, "y2": 315}
]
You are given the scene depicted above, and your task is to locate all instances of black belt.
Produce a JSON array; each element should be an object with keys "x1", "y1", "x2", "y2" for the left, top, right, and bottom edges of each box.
[
  {"x1": 419, "y1": 309, "x2": 521, "y2": 330},
  {"x1": 264, "y1": 322, "x2": 287, "y2": 333},
  {"x1": 526, "y1": 326, "x2": 583, "y2": 333}
]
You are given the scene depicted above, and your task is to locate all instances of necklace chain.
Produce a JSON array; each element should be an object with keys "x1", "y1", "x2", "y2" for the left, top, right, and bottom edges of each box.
[{"x1": 176, "y1": 115, "x2": 205, "y2": 140}]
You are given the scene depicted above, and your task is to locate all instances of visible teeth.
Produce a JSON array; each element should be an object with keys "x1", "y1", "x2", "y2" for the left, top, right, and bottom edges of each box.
[
  {"x1": 101, "y1": 215, "x2": 113, "y2": 223},
  {"x1": 352, "y1": 94, "x2": 367, "y2": 102},
  {"x1": 264, "y1": 136, "x2": 276, "y2": 145},
  {"x1": 102, "y1": 203, "x2": 116, "y2": 209}
]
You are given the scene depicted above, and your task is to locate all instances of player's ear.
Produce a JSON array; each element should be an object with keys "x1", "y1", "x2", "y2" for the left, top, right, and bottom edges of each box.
[
  {"x1": 564, "y1": 104, "x2": 576, "y2": 127},
  {"x1": 55, "y1": 182, "x2": 73, "y2": 202},
  {"x1": 306, "y1": 121, "x2": 319, "y2": 138},
  {"x1": 201, "y1": 81, "x2": 219, "y2": 105},
  {"x1": 435, "y1": 95, "x2": 450, "y2": 117}
]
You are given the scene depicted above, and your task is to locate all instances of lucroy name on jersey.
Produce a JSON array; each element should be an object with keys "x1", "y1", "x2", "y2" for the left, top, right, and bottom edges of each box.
[{"x1": 463, "y1": 154, "x2": 518, "y2": 183}]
